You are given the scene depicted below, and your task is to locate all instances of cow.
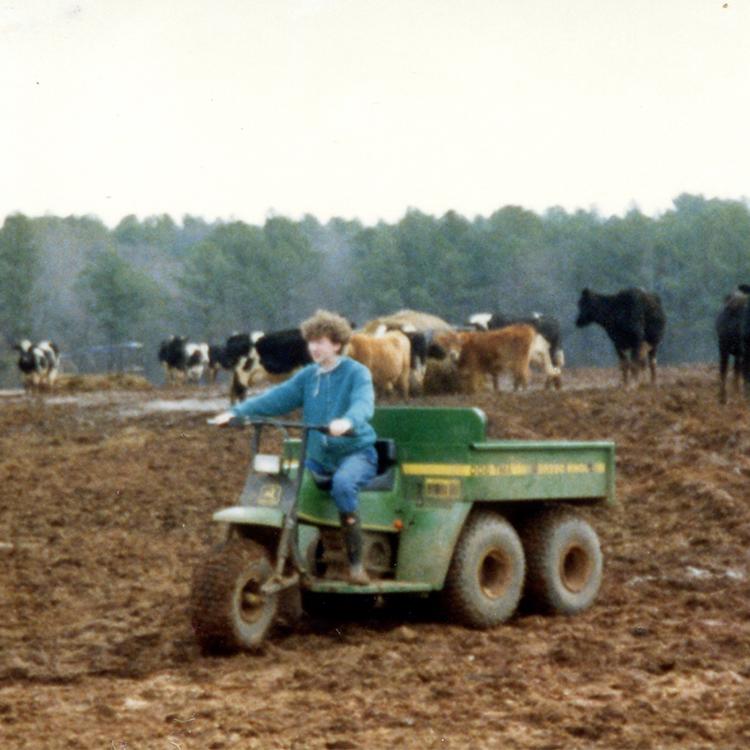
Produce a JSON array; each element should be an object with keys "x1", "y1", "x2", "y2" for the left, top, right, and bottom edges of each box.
[
  {"x1": 14, "y1": 339, "x2": 60, "y2": 392},
  {"x1": 346, "y1": 330, "x2": 411, "y2": 397},
  {"x1": 229, "y1": 329, "x2": 311, "y2": 403},
  {"x1": 453, "y1": 324, "x2": 558, "y2": 393},
  {"x1": 430, "y1": 329, "x2": 469, "y2": 363},
  {"x1": 158, "y1": 336, "x2": 209, "y2": 385},
  {"x1": 738, "y1": 284, "x2": 750, "y2": 401},
  {"x1": 575, "y1": 288, "x2": 666, "y2": 387},
  {"x1": 158, "y1": 336, "x2": 185, "y2": 384},
  {"x1": 207, "y1": 343, "x2": 240, "y2": 383},
  {"x1": 715, "y1": 289, "x2": 747, "y2": 404},
  {"x1": 468, "y1": 311, "x2": 564, "y2": 389},
  {"x1": 370, "y1": 322, "x2": 436, "y2": 393}
]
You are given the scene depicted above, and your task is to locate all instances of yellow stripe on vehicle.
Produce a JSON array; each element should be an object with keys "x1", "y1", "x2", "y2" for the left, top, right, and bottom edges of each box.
[{"x1": 402, "y1": 462, "x2": 606, "y2": 477}]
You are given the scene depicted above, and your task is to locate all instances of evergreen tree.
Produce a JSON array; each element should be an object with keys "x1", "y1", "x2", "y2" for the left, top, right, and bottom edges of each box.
[{"x1": 0, "y1": 214, "x2": 40, "y2": 343}]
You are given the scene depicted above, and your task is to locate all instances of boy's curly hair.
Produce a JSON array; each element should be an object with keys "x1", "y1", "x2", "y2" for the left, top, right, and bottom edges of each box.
[{"x1": 300, "y1": 310, "x2": 353, "y2": 347}]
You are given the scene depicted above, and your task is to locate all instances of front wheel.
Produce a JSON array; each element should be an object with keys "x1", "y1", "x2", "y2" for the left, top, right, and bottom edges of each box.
[
  {"x1": 190, "y1": 537, "x2": 279, "y2": 652},
  {"x1": 441, "y1": 512, "x2": 525, "y2": 628}
]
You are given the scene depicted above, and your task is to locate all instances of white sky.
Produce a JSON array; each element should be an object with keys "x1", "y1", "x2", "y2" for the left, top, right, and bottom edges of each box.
[{"x1": 2, "y1": 0, "x2": 748, "y2": 228}]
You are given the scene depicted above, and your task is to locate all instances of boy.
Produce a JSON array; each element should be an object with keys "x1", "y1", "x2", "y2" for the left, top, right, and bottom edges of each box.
[{"x1": 210, "y1": 310, "x2": 377, "y2": 584}]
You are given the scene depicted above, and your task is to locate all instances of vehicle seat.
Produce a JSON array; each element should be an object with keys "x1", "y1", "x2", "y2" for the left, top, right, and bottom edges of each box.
[{"x1": 311, "y1": 439, "x2": 397, "y2": 493}]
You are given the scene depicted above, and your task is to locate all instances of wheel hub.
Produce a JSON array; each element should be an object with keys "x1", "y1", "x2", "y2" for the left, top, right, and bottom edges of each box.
[
  {"x1": 559, "y1": 543, "x2": 592, "y2": 593},
  {"x1": 238, "y1": 577, "x2": 266, "y2": 623},
  {"x1": 479, "y1": 548, "x2": 512, "y2": 599}
]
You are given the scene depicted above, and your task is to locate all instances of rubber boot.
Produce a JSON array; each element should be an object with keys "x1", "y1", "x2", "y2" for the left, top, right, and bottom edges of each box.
[{"x1": 340, "y1": 512, "x2": 370, "y2": 585}]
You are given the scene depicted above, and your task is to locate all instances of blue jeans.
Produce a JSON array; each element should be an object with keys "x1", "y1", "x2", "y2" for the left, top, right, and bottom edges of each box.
[{"x1": 306, "y1": 446, "x2": 378, "y2": 514}]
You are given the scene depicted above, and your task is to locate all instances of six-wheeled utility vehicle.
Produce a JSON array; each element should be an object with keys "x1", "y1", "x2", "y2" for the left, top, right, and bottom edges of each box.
[{"x1": 190, "y1": 407, "x2": 615, "y2": 652}]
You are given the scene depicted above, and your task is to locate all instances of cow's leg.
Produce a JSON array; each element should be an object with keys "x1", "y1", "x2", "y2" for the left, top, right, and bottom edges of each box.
[
  {"x1": 638, "y1": 341, "x2": 656, "y2": 385},
  {"x1": 732, "y1": 354, "x2": 742, "y2": 396},
  {"x1": 512, "y1": 363, "x2": 529, "y2": 391},
  {"x1": 467, "y1": 370, "x2": 481, "y2": 394},
  {"x1": 230, "y1": 371, "x2": 239, "y2": 404},
  {"x1": 648, "y1": 350, "x2": 658, "y2": 385},
  {"x1": 537, "y1": 342, "x2": 561, "y2": 391},
  {"x1": 718, "y1": 349, "x2": 729, "y2": 403},
  {"x1": 637, "y1": 341, "x2": 650, "y2": 368},
  {"x1": 397, "y1": 368, "x2": 410, "y2": 398},
  {"x1": 617, "y1": 351, "x2": 630, "y2": 387}
]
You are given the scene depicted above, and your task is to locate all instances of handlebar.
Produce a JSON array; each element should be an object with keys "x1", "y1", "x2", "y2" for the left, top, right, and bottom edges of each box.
[
  {"x1": 231, "y1": 418, "x2": 332, "y2": 434},
  {"x1": 207, "y1": 414, "x2": 356, "y2": 437}
]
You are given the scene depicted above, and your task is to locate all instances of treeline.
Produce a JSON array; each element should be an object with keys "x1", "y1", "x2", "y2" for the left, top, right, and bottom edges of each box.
[{"x1": 1, "y1": 193, "x2": 749, "y2": 385}]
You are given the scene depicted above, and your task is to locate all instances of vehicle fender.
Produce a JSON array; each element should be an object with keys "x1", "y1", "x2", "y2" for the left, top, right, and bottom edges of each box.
[
  {"x1": 395, "y1": 502, "x2": 473, "y2": 588},
  {"x1": 212, "y1": 505, "x2": 284, "y2": 528}
]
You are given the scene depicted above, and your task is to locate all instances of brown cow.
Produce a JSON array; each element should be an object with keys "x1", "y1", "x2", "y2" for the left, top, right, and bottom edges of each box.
[
  {"x1": 442, "y1": 325, "x2": 560, "y2": 393},
  {"x1": 346, "y1": 330, "x2": 411, "y2": 397}
]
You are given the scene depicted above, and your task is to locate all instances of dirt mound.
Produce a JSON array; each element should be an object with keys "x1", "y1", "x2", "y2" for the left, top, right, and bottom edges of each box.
[
  {"x1": 55, "y1": 372, "x2": 154, "y2": 392},
  {"x1": 361, "y1": 309, "x2": 454, "y2": 333},
  {"x1": 2, "y1": 365, "x2": 750, "y2": 748}
]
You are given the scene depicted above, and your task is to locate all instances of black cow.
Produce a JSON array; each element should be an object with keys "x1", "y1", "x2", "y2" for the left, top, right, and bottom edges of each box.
[
  {"x1": 468, "y1": 311, "x2": 564, "y2": 389},
  {"x1": 14, "y1": 339, "x2": 60, "y2": 391},
  {"x1": 229, "y1": 328, "x2": 312, "y2": 403},
  {"x1": 715, "y1": 289, "x2": 747, "y2": 403},
  {"x1": 575, "y1": 288, "x2": 666, "y2": 386},
  {"x1": 738, "y1": 284, "x2": 750, "y2": 400}
]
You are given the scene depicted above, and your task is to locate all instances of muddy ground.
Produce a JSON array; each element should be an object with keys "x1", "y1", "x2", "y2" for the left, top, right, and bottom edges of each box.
[{"x1": 2, "y1": 366, "x2": 750, "y2": 749}]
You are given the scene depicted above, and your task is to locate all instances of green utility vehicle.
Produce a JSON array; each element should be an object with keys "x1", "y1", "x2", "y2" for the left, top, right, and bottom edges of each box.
[{"x1": 191, "y1": 407, "x2": 615, "y2": 652}]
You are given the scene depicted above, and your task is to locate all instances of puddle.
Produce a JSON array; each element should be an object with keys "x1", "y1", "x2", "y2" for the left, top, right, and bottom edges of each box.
[
  {"x1": 1, "y1": 386, "x2": 237, "y2": 418},
  {"x1": 139, "y1": 398, "x2": 230, "y2": 413}
]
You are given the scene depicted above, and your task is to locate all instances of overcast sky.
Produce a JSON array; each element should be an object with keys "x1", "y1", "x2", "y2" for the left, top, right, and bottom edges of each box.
[{"x1": 2, "y1": 0, "x2": 748, "y2": 228}]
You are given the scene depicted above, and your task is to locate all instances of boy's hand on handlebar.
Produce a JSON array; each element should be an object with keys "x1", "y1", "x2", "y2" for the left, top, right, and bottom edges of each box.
[
  {"x1": 328, "y1": 418, "x2": 353, "y2": 437},
  {"x1": 207, "y1": 410, "x2": 235, "y2": 427}
]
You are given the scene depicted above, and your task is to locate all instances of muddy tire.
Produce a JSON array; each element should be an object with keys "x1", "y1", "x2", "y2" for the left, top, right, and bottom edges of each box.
[
  {"x1": 190, "y1": 538, "x2": 278, "y2": 652},
  {"x1": 520, "y1": 509, "x2": 603, "y2": 615},
  {"x1": 441, "y1": 512, "x2": 525, "y2": 628}
]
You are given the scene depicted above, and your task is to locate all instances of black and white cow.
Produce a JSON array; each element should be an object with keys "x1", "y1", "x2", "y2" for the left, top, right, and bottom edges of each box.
[
  {"x1": 575, "y1": 287, "x2": 666, "y2": 387},
  {"x1": 715, "y1": 288, "x2": 747, "y2": 404},
  {"x1": 14, "y1": 340, "x2": 60, "y2": 391},
  {"x1": 227, "y1": 329, "x2": 312, "y2": 403},
  {"x1": 467, "y1": 311, "x2": 564, "y2": 389},
  {"x1": 221, "y1": 331, "x2": 264, "y2": 402},
  {"x1": 206, "y1": 343, "x2": 236, "y2": 383},
  {"x1": 158, "y1": 336, "x2": 210, "y2": 385}
]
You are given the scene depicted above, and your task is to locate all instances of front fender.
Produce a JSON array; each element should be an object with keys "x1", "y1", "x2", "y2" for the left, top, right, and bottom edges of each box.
[{"x1": 212, "y1": 505, "x2": 284, "y2": 528}]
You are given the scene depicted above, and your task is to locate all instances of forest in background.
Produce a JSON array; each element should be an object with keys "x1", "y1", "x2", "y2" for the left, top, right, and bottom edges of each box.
[{"x1": 1, "y1": 192, "x2": 749, "y2": 386}]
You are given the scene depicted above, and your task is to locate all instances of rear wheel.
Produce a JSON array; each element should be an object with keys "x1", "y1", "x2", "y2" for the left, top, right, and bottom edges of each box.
[
  {"x1": 190, "y1": 537, "x2": 278, "y2": 652},
  {"x1": 520, "y1": 509, "x2": 603, "y2": 615},
  {"x1": 441, "y1": 512, "x2": 525, "y2": 628}
]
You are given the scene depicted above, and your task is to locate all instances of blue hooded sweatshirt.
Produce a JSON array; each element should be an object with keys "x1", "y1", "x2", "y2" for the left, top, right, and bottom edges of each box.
[{"x1": 230, "y1": 356, "x2": 376, "y2": 471}]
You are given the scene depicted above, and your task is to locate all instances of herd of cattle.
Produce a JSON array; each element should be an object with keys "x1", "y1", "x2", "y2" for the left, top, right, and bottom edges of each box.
[
  {"x1": 153, "y1": 287, "x2": 667, "y2": 401},
  {"x1": 12, "y1": 285, "x2": 750, "y2": 403}
]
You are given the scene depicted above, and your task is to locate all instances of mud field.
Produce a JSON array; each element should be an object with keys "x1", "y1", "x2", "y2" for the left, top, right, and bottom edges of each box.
[{"x1": 2, "y1": 366, "x2": 750, "y2": 749}]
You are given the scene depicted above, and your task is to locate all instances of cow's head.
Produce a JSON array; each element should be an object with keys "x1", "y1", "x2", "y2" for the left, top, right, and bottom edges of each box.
[{"x1": 432, "y1": 330, "x2": 464, "y2": 363}]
